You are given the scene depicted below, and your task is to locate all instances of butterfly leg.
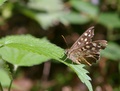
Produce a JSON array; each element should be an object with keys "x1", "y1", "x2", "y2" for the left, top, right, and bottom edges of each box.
[
  {"x1": 81, "y1": 57, "x2": 91, "y2": 66},
  {"x1": 75, "y1": 58, "x2": 81, "y2": 64},
  {"x1": 87, "y1": 54, "x2": 98, "y2": 61}
]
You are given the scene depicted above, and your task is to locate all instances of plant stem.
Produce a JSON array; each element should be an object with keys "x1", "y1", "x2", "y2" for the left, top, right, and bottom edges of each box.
[
  {"x1": 0, "y1": 82, "x2": 3, "y2": 91},
  {"x1": 8, "y1": 65, "x2": 18, "y2": 91},
  {"x1": 8, "y1": 79, "x2": 13, "y2": 91}
]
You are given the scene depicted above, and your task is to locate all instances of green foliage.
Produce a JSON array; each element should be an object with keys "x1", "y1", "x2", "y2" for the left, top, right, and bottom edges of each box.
[
  {"x1": 28, "y1": 0, "x2": 64, "y2": 12},
  {"x1": 25, "y1": 0, "x2": 66, "y2": 29},
  {"x1": 0, "y1": 68, "x2": 11, "y2": 87},
  {"x1": 0, "y1": 0, "x2": 120, "y2": 90},
  {"x1": 0, "y1": 35, "x2": 51, "y2": 66},
  {"x1": 0, "y1": 0, "x2": 119, "y2": 29},
  {"x1": 70, "y1": 65, "x2": 92, "y2": 91},
  {"x1": 0, "y1": 58, "x2": 12, "y2": 87},
  {"x1": 1, "y1": 2, "x2": 13, "y2": 19},
  {"x1": 101, "y1": 42, "x2": 120, "y2": 60},
  {"x1": 0, "y1": 35, "x2": 93, "y2": 91},
  {"x1": 0, "y1": 0, "x2": 7, "y2": 6},
  {"x1": 64, "y1": 12, "x2": 90, "y2": 24},
  {"x1": 98, "y1": 13, "x2": 120, "y2": 29},
  {"x1": 114, "y1": 86, "x2": 120, "y2": 91},
  {"x1": 70, "y1": 0, "x2": 99, "y2": 18}
]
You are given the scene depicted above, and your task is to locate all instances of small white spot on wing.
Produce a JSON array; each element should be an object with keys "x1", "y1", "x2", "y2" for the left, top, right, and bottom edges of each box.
[
  {"x1": 88, "y1": 34, "x2": 91, "y2": 37},
  {"x1": 82, "y1": 47, "x2": 86, "y2": 51},
  {"x1": 78, "y1": 41, "x2": 81, "y2": 45},
  {"x1": 81, "y1": 38, "x2": 83, "y2": 41},
  {"x1": 93, "y1": 43, "x2": 97, "y2": 47},
  {"x1": 86, "y1": 45, "x2": 90, "y2": 48},
  {"x1": 84, "y1": 38, "x2": 87, "y2": 41},
  {"x1": 86, "y1": 42, "x2": 89, "y2": 44},
  {"x1": 84, "y1": 33, "x2": 88, "y2": 36},
  {"x1": 89, "y1": 29, "x2": 91, "y2": 32},
  {"x1": 92, "y1": 47, "x2": 95, "y2": 50},
  {"x1": 98, "y1": 46, "x2": 101, "y2": 48}
]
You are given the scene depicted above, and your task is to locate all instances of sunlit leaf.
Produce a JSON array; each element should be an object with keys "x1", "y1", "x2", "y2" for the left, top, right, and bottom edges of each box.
[
  {"x1": 35, "y1": 12, "x2": 67, "y2": 29},
  {"x1": 64, "y1": 12, "x2": 90, "y2": 24},
  {"x1": 28, "y1": 0, "x2": 64, "y2": 12},
  {"x1": 0, "y1": 35, "x2": 93, "y2": 91},
  {"x1": 98, "y1": 13, "x2": 120, "y2": 29},
  {"x1": 0, "y1": 58, "x2": 12, "y2": 80},
  {"x1": 0, "y1": 69, "x2": 11, "y2": 87},
  {"x1": 1, "y1": 2, "x2": 13, "y2": 18},
  {"x1": 114, "y1": 86, "x2": 120, "y2": 91},
  {"x1": 101, "y1": 42, "x2": 120, "y2": 60},
  {"x1": 0, "y1": 0, "x2": 7, "y2": 6},
  {"x1": 70, "y1": 0, "x2": 99, "y2": 18},
  {"x1": 21, "y1": 7, "x2": 67, "y2": 29}
]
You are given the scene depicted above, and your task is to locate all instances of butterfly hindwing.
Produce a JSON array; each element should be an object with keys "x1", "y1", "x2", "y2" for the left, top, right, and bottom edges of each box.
[
  {"x1": 71, "y1": 40, "x2": 107, "y2": 65},
  {"x1": 80, "y1": 40, "x2": 107, "y2": 65}
]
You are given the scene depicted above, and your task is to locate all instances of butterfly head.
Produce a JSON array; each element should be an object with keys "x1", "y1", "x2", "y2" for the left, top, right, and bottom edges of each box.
[{"x1": 65, "y1": 48, "x2": 70, "y2": 55}]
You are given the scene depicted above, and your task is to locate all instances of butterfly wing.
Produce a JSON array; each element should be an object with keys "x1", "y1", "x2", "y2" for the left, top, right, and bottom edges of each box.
[
  {"x1": 70, "y1": 26, "x2": 94, "y2": 50},
  {"x1": 76, "y1": 40, "x2": 107, "y2": 65},
  {"x1": 66, "y1": 26, "x2": 107, "y2": 66}
]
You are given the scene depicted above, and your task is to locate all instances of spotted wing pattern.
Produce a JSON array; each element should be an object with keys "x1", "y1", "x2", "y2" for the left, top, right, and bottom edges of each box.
[
  {"x1": 66, "y1": 26, "x2": 107, "y2": 66},
  {"x1": 70, "y1": 26, "x2": 94, "y2": 50}
]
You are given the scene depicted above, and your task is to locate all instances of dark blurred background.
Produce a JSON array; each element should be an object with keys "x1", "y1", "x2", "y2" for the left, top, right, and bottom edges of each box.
[{"x1": 0, "y1": 0, "x2": 120, "y2": 91}]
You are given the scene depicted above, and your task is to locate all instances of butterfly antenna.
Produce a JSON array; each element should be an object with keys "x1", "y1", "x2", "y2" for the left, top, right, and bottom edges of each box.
[
  {"x1": 61, "y1": 35, "x2": 69, "y2": 62},
  {"x1": 61, "y1": 35, "x2": 69, "y2": 48}
]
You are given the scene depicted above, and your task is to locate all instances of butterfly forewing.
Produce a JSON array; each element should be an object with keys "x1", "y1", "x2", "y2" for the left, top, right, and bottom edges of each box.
[
  {"x1": 66, "y1": 26, "x2": 107, "y2": 66},
  {"x1": 70, "y1": 26, "x2": 94, "y2": 50}
]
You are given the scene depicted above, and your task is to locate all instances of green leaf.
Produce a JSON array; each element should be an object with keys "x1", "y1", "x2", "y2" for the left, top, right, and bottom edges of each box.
[
  {"x1": 0, "y1": 58, "x2": 13, "y2": 80},
  {"x1": 0, "y1": 0, "x2": 7, "y2": 6},
  {"x1": 70, "y1": 0, "x2": 99, "y2": 18},
  {"x1": 21, "y1": 8, "x2": 67, "y2": 29},
  {"x1": 0, "y1": 35, "x2": 93, "y2": 91},
  {"x1": 0, "y1": 35, "x2": 53, "y2": 66},
  {"x1": 114, "y1": 86, "x2": 120, "y2": 91},
  {"x1": 28, "y1": 0, "x2": 64, "y2": 12},
  {"x1": 98, "y1": 13, "x2": 120, "y2": 29},
  {"x1": 64, "y1": 12, "x2": 90, "y2": 24},
  {"x1": 0, "y1": 35, "x2": 63, "y2": 66},
  {"x1": 1, "y1": 2, "x2": 13, "y2": 19},
  {"x1": 70, "y1": 64, "x2": 92, "y2": 91},
  {"x1": 34, "y1": 12, "x2": 67, "y2": 29},
  {"x1": 0, "y1": 46, "x2": 50, "y2": 66},
  {"x1": 0, "y1": 69, "x2": 11, "y2": 87},
  {"x1": 20, "y1": 0, "x2": 67, "y2": 29},
  {"x1": 101, "y1": 42, "x2": 120, "y2": 60}
]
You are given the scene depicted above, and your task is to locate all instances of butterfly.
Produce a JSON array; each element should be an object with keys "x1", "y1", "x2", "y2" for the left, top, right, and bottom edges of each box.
[{"x1": 65, "y1": 26, "x2": 107, "y2": 66}]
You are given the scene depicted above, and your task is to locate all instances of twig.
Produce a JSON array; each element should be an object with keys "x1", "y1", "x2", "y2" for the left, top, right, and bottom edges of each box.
[
  {"x1": 8, "y1": 65, "x2": 18, "y2": 91},
  {"x1": 42, "y1": 61, "x2": 51, "y2": 81}
]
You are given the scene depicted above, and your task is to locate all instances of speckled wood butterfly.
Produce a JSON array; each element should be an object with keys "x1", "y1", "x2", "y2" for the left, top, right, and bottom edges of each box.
[{"x1": 65, "y1": 26, "x2": 107, "y2": 66}]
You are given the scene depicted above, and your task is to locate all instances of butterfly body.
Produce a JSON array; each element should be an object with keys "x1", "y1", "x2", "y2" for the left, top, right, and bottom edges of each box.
[{"x1": 66, "y1": 26, "x2": 107, "y2": 66}]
